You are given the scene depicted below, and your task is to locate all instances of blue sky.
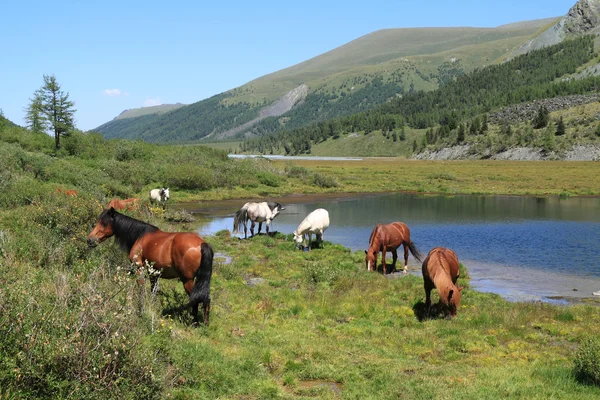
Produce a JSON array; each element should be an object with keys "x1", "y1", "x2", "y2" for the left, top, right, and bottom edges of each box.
[{"x1": 1, "y1": 0, "x2": 575, "y2": 131}]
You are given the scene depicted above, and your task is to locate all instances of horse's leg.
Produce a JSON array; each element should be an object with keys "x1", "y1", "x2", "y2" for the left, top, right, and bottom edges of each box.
[
  {"x1": 308, "y1": 232, "x2": 313, "y2": 250},
  {"x1": 403, "y1": 243, "x2": 409, "y2": 274},
  {"x1": 243, "y1": 221, "x2": 248, "y2": 239},
  {"x1": 202, "y1": 298, "x2": 211, "y2": 326},
  {"x1": 250, "y1": 220, "x2": 256, "y2": 237},
  {"x1": 424, "y1": 278, "x2": 434, "y2": 317},
  {"x1": 391, "y1": 248, "x2": 398, "y2": 273},
  {"x1": 258, "y1": 221, "x2": 263, "y2": 235},
  {"x1": 382, "y1": 246, "x2": 387, "y2": 275},
  {"x1": 182, "y1": 280, "x2": 200, "y2": 326},
  {"x1": 318, "y1": 230, "x2": 324, "y2": 248}
]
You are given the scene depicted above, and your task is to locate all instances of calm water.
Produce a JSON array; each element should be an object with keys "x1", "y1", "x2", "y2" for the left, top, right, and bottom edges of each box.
[{"x1": 186, "y1": 193, "x2": 600, "y2": 303}]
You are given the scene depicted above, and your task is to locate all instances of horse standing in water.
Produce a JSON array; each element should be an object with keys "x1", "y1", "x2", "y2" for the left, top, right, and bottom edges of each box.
[
  {"x1": 87, "y1": 208, "x2": 214, "y2": 326},
  {"x1": 232, "y1": 201, "x2": 284, "y2": 239},
  {"x1": 107, "y1": 198, "x2": 139, "y2": 211},
  {"x1": 422, "y1": 247, "x2": 463, "y2": 318},
  {"x1": 365, "y1": 222, "x2": 423, "y2": 275},
  {"x1": 149, "y1": 188, "x2": 170, "y2": 209},
  {"x1": 293, "y1": 208, "x2": 330, "y2": 250}
]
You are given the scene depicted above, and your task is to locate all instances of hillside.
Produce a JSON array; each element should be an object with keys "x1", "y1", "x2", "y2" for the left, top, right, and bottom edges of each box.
[
  {"x1": 113, "y1": 103, "x2": 185, "y2": 120},
  {"x1": 241, "y1": 35, "x2": 600, "y2": 159},
  {"x1": 94, "y1": 19, "x2": 553, "y2": 143}
]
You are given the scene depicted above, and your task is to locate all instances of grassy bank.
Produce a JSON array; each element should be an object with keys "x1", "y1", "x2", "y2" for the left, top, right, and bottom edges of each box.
[{"x1": 2, "y1": 207, "x2": 599, "y2": 398}]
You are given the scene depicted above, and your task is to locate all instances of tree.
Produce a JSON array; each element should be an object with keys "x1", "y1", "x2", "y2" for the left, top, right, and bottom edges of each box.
[
  {"x1": 556, "y1": 116, "x2": 566, "y2": 136},
  {"x1": 456, "y1": 124, "x2": 465, "y2": 144},
  {"x1": 399, "y1": 125, "x2": 406, "y2": 141},
  {"x1": 533, "y1": 105, "x2": 549, "y2": 129},
  {"x1": 24, "y1": 89, "x2": 49, "y2": 133},
  {"x1": 27, "y1": 75, "x2": 76, "y2": 149}
]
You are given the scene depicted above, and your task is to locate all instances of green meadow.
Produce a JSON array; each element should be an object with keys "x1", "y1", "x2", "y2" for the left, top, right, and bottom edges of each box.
[{"x1": 1, "y1": 119, "x2": 599, "y2": 398}]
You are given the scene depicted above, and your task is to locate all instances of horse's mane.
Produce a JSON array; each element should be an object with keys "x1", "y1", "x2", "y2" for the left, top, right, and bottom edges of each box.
[
  {"x1": 368, "y1": 224, "x2": 382, "y2": 252},
  {"x1": 100, "y1": 208, "x2": 159, "y2": 252},
  {"x1": 267, "y1": 201, "x2": 281, "y2": 211}
]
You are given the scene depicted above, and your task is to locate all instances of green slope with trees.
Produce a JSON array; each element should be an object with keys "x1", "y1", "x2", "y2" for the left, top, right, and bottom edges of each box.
[{"x1": 241, "y1": 35, "x2": 600, "y2": 156}]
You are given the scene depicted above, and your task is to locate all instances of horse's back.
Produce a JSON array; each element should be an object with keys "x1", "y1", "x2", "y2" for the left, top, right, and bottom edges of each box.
[
  {"x1": 298, "y1": 208, "x2": 329, "y2": 233},
  {"x1": 137, "y1": 231, "x2": 205, "y2": 279},
  {"x1": 422, "y1": 247, "x2": 459, "y2": 282}
]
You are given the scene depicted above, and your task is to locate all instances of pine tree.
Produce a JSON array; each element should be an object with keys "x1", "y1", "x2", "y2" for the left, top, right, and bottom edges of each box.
[
  {"x1": 533, "y1": 106, "x2": 549, "y2": 129},
  {"x1": 399, "y1": 125, "x2": 406, "y2": 141},
  {"x1": 556, "y1": 116, "x2": 565, "y2": 136},
  {"x1": 27, "y1": 75, "x2": 76, "y2": 149}
]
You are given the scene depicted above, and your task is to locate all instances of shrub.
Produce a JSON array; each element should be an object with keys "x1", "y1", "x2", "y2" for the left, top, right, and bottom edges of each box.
[
  {"x1": 257, "y1": 172, "x2": 280, "y2": 187},
  {"x1": 574, "y1": 336, "x2": 600, "y2": 386},
  {"x1": 162, "y1": 164, "x2": 215, "y2": 190},
  {"x1": 312, "y1": 173, "x2": 338, "y2": 188}
]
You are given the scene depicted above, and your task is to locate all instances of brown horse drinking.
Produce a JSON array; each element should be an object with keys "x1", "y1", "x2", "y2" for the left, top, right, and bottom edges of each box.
[
  {"x1": 365, "y1": 222, "x2": 423, "y2": 275},
  {"x1": 87, "y1": 208, "x2": 214, "y2": 325},
  {"x1": 422, "y1": 247, "x2": 463, "y2": 318},
  {"x1": 107, "y1": 198, "x2": 139, "y2": 211}
]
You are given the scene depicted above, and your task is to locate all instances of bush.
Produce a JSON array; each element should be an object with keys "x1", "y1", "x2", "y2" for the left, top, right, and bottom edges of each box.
[
  {"x1": 257, "y1": 172, "x2": 280, "y2": 187},
  {"x1": 162, "y1": 164, "x2": 215, "y2": 190},
  {"x1": 574, "y1": 336, "x2": 600, "y2": 386},
  {"x1": 312, "y1": 173, "x2": 338, "y2": 188}
]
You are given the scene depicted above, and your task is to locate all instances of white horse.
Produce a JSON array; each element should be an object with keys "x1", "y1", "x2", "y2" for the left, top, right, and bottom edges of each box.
[
  {"x1": 149, "y1": 187, "x2": 170, "y2": 209},
  {"x1": 293, "y1": 208, "x2": 330, "y2": 250},
  {"x1": 232, "y1": 201, "x2": 285, "y2": 239}
]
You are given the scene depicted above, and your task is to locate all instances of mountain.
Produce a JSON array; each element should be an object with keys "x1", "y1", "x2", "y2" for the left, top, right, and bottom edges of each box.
[
  {"x1": 509, "y1": 0, "x2": 600, "y2": 58},
  {"x1": 94, "y1": 18, "x2": 555, "y2": 143},
  {"x1": 113, "y1": 103, "x2": 186, "y2": 120}
]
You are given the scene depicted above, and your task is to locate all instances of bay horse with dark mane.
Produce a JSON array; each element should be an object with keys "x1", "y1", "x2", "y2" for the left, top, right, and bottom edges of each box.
[
  {"x1": 107, "y1": 198, "x2": 139, "y2": 211},
  {"x1": 422, "y1": 247, "x2": 463, "y2": 318},
  {"x1": 87, "y1": 208, "x2": 214, "y2": 325},
  {"x1": 365, "y1": 222, "x2": 423, "y2": 275}
]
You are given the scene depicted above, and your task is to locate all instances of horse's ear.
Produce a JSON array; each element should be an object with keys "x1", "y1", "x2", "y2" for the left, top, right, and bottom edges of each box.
[
  {"x1": 364, "y1": 250, "x2": 368, "y2": 254},
  {"x1": 458, "y1": 286, "x2": 464, "y2": 292},
  {"x1": 108, "y1": 207, "x2": 116, "y2": 216}
]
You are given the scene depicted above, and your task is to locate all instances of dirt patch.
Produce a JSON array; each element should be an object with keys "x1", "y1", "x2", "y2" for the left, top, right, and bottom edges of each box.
[{"x1": 295, "y1": 380, "x2": 343, "y2": 396}]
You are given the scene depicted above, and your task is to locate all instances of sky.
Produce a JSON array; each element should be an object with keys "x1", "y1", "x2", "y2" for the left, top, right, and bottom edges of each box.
[{"x1": 0, "y1": 0, "x2": 577, "y2": 131}]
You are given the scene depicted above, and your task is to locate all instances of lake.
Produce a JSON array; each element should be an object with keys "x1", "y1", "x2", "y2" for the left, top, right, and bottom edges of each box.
[{"x1": 181, "y1": 193, "x2": 600, "y2": 303}]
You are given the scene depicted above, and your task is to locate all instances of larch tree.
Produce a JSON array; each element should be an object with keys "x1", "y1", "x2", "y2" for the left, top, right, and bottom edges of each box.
[{"x1": 26, "y1": 75, "x2": 76, "y2": 149}]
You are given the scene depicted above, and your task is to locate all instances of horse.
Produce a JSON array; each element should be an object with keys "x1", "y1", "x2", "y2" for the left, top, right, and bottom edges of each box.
[
  {"x1": 107, "y1": 198, "x2": 139, "y2": 211},
  {"x1": 56, "y1": 187, "x2": 78, "y2": 197},
  {"x1": 365, "y1": 222, "x2": 423, "y2": 275},
  {"x1": 293, "y1": 208, "x2": 330, "y2": 250},
  {"x1": 232, "y1": 201, "x2": 285, "y2": 239},
  {"x1": 422, "y1": 247, "x2": 463, "y2": 318},
  {"x1": 87, "y1": 207, "x2": 213, "y2": 325},
  {"x1": 149, "y1": 188, "x2": 170, "y2": 209}
]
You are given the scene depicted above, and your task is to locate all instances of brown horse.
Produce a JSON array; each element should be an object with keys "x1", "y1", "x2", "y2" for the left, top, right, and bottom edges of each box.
[
  {"x1": 107, "y1": 198, "x2": 139, "y2": 211},
  {"x1": 365, "y1": 222, "x2": 423, "y2": 275},
  {"x1": 56, "y1": 187, "x2": 78, "y2": 197},
  {"x1": 87, "y1": 208, "x2": 214, "y2": 326},
  {"x1": 422, "y1": 247, "x2": 463, "y2": 318}
]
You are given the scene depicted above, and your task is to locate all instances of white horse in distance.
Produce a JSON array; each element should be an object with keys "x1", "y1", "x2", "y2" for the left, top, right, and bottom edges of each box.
[
  {"x1": 149, "y1": 187, "x2": 170, "y2": 209},
  {"x1": 233, "y1": 201, "x2": 285, "y2": 239},
  {"x1": 293, "y1": 208, "x2": 330, "y2": 250}
]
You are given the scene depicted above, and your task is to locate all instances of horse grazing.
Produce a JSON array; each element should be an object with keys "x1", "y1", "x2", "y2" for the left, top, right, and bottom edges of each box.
[
  {"x1": 232, "y1": 201, "x2": 285, "y2": 239},
  {"x1": 149, "y1": 188, "x2": 170, "y2": 209},
  {"x1": 365, "y1": 222, "x2": 423, "y2": 275},
  {"x1": 107, "y1": 198, "x2": 139, "y2": 211},
  {"x1": 293, "y1": 208, "x2": 330, "y2": 250},
  {"x1": 87, "y1": 208, "x2": 213, "y2": 325},
  {"x1": 422, "y1": 247, "x2": 463, "y2": 318},
  {"x1": 56, "y1": 187, "x2": 78, "y2": 197}
]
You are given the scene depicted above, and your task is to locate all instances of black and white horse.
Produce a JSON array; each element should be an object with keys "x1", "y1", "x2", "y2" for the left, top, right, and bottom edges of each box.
[
  {"x1": 149, "y1": 187, "x2": 170, "y2": 209},
  {"x1": 232, "y1": 201, "x2": 284, "y2": 238}
]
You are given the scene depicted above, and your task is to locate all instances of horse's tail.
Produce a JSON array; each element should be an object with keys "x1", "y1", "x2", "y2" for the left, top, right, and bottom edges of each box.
[
  {"x1": 232, "y1": 205, "x2": 248, "y2": 234},
  {"x1": 408, "y1": 241, "x2": 424, "y2": 263},
  {"x1": 182, "y1": 242, "x2": 213, "y2": 313}
]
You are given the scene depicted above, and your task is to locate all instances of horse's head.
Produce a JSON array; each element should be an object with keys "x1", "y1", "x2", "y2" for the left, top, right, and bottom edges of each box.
[
  {"x1": 293, "y1": 231, "x2": 304, "y2": 248},
  {"x1": 162, "y1": 188, "x2": 170, "y2": 201},
  {"x1": 87, "y1": 208, "x2": 116, "y2": 247},
  {"x1": 446, "y1": 286, "x2": 463, "y2": 317},
  {"x1": 268, "y1": 202, "x2": 284, "y2": 217},
  {"x1": 364, "y1": 250, "x2": 377, "y2": 271}
]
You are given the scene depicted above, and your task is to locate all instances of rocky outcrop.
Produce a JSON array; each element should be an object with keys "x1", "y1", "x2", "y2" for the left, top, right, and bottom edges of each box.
[
  {"x1": 414, "y1": 144, "x2": 600, "y2": 161},
  {"x1": 488, "y1": 93, "x2": 600, "y2": 125},
  {"x1": 509, "y1": 0, "x2": 600, "y2": 58}
]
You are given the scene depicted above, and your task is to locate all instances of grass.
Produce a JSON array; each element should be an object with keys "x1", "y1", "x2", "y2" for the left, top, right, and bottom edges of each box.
[{"x1": 3, "y1": 213, "x2": 599, "y2": 398}]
